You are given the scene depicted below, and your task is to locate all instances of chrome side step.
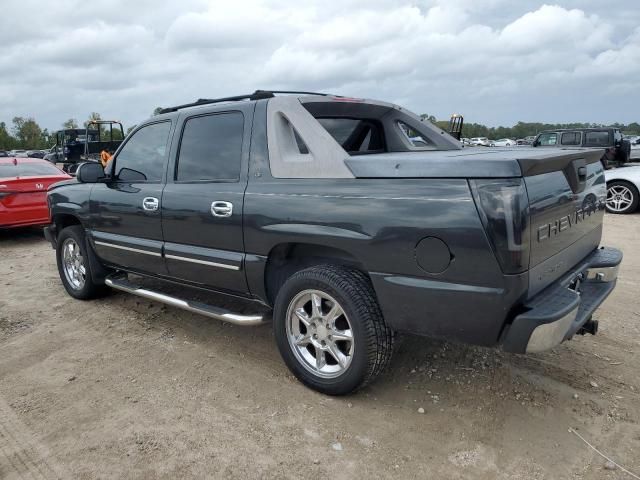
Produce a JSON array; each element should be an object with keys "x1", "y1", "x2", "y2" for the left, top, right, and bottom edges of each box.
[{"x1": 105, "y1": 274, "x2": 268, "y2": 326}]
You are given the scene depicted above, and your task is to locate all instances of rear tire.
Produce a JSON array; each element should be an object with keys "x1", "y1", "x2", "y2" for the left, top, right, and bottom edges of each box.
[
  {"x1": 273, "y1": 265, "x2": 394, "y2": 395},
  {"x1": 56, "y1": 225, "x2": 108, "y2": 299},
  {"x1": 606, "y1": 180, "x2": 639, "y2": 214}
]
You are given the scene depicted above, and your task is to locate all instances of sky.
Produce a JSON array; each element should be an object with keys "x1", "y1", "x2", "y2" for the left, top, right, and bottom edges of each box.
[{"x1": 1, "y1": 0, "x2": 639, "y2": 132}]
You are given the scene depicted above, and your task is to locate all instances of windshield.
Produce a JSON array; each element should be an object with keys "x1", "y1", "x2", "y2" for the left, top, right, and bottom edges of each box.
[
  {"x1": 0, "y1": 163, "x2": 63, "y2": 177},
  {"x1": 64, "y1": 129, "x2": 99, "y2": 143}
]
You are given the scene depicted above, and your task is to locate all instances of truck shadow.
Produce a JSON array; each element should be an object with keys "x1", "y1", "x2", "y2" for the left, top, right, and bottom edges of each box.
[
  {"x1": 112, "y1": 287, "x2": 615, "y2": 408},
  {"x1": 0, "y1": 227, "x2": 47, "y2": 245}
]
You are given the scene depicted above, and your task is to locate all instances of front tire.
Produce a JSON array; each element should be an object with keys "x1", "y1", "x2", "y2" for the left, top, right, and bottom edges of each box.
[
  {"x1": 56, "y1": 225, "x2": 107, "y2": 299},
  {"x1": 606, "y1": 181, "x2": 639, "y2": 214},
  {"x1": 273, "y1": 265, "x2": 394, "y2": 395}
]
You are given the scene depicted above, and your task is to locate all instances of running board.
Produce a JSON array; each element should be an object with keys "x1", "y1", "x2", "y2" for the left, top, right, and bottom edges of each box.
[{"x1": 105, "y1": 274, "x2": 268, "y2": 326}]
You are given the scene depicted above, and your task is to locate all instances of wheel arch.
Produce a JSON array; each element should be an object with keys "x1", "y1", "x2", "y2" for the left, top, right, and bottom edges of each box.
[
  {"x1": 51, "y1": 212, "x2": 83, "y2": 232},
  {"x1": 263, "y1": 242, "x2": 367, "y2": 306}
]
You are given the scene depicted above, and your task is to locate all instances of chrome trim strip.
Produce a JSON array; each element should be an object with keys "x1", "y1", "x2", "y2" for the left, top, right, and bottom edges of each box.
[
  {"x1": 165, "y1": 253, "x2": 240, "y2": 271},
  {"x1": 94, "y1": 240, "x2": 161, "y2": 257},
  {"x1": 105, "y1": 275, "x2": 266, "y2": 326}
]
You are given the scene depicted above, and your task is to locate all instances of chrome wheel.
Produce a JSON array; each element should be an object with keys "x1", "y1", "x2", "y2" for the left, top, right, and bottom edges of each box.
[
  {"x1": 285, "y1": 289, "x2": 354, "y2": 378},
  {"x1": 607, "y1": 184, "x2": 634, "y2": 212},
  {"x1": 62, "y1": 238, "x2": 86, "y2": 290}
]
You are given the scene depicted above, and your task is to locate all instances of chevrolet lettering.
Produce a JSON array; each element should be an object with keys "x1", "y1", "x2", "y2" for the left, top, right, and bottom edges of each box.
[{"x1": 537, "y1": 201, "x2": 605, "y2": 242}]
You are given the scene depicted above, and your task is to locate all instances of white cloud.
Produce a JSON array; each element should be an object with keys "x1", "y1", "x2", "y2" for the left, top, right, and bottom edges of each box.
[{"x1": 0, "y1": 0, "x2": 639, "y2": 130}]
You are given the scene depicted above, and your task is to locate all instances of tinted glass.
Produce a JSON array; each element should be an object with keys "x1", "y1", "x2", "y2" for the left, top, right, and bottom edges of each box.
[
  {"x1": 561, "y1": 132, "x2": 581, "y2": 145},
  {"x1": 317, "y1": 118, "x2": 360, "y2": 145},
  {"x1": 398, "y1": 121, "x2": 431, "y2": 147},
  {"x1": 537, "y1": 133, "x2": 557, "y2": 146},
  {"x1": 585, "y1": 131, "x2": 610, "y2": 146},
  {"x1": 317, "y1": 118, "x2": 384, "y2": 153},
  {"x1": 0, "y1": 163, "x2": 63, "y2": 177},
  {"x1": 115, "y1": 122, "x2": 171, "y2": 182},
  {"x1": 176, "y1": 113, "x2": 244, "y2": 182}
]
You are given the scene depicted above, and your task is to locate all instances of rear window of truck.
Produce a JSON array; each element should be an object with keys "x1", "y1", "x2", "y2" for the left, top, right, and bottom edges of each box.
[
  {"x1": 0, "y1": 163, "x2": 62, "y2": 177},
  {"x1": 316, "y1": 118, "x2": 385, "y2": 154}
]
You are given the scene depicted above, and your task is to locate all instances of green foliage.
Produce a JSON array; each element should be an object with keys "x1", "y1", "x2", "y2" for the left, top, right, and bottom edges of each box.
[
  {"x1": 422, "y1": 116, "x2": 640, "y2": 139},
  {"x1": 0, "y1": 122, "x2": 16, "y2": 150},
  {"x1": 10, "y1": 117, "x2": 43, "y2": 149},
  {"x1": 63, "y1": 118, "x2": 79, "y2": 129},
  {"x1": 84, "y1": 112, "x2": 102, "y2": 128},
  {"x1": 0, "y1": 114, "x2": 130, "y2": 150}
]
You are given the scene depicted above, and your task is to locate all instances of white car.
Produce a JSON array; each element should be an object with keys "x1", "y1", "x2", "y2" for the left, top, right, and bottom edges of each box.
[
  {"x1": 629, "y1": 136, "x2": 640, "y2": 160},
  {"x1": 605, "y1": 165, "x2": 640, "y2": 214},
  {"x1": 492, "y1": 138, "x2": 516, "y2": 147},
  {"x1": 469, "y1": 137, "x2": 490, "y2": 147}
]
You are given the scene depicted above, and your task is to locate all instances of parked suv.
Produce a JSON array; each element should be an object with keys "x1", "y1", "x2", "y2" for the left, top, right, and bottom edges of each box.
[
  {"x1": 533, "y1": 128, "x2": 631, "y2": 169},
  {"x1": 45, "y1": 90, "x2": 621, "y2": 395}
]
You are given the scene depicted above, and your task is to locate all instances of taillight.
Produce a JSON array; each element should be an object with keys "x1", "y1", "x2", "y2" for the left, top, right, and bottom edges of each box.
[{"x1": 470, "y1": 178, "x2": 530, "y2": 274}]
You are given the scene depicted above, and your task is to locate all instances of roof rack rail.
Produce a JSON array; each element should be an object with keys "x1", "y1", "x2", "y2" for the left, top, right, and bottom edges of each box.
[{"x1": 158, "y1": 89, "x2": 330, "y2": 114}]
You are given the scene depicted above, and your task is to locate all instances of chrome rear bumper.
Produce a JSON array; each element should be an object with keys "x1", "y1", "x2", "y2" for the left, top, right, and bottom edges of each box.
[{"x1": 503, "y1": 247, "x2": 622, "y2": 354}]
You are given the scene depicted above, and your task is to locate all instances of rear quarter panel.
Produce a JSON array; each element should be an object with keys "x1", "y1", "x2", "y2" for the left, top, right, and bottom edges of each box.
[{"x1": 243, "y1": 178, "x2": 528, "y2": 346}]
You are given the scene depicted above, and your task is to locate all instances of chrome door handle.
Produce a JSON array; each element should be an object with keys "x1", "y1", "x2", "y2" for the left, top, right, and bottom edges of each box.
[
  {"x1": 211, "y1": 201, "x2": 233, "y2": 217},
  {"x1": 142, "y1": 197, "x2": 159, "y2": 211}
]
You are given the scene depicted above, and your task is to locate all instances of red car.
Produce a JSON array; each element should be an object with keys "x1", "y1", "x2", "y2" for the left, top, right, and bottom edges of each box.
[{"x1": 0, "y1": 157, "x2": 71, "y2": 228}]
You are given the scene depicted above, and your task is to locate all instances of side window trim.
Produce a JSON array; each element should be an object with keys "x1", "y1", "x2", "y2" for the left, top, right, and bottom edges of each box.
[
  {"x1": 173, "y1": 110, "x2": 244, "y2": 184},
  {"x1": 110, "y1": 119, "x2": 173, "y2": 183}
]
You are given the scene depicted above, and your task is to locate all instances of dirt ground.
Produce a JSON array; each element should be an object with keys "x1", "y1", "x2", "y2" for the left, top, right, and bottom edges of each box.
[{"x1": 1, "y1": 214, "x2": 639, "y2": 480}]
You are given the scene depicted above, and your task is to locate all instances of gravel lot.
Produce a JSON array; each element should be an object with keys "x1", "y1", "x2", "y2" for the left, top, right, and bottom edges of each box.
[{"x1": 1, "y1": 214, "x2": 639, "y2": 479}]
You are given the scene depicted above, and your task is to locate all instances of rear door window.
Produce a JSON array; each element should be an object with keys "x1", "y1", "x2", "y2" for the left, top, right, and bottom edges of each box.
[
  {"x1": 584, "y1": 131, "x2": 610, "y2": 147},
  {"x1": 176, "y1": 112, "x2": 244, "y2": 182},
  {"x1": 537, "y1": 133, "x2": 558, "y2": 146},
  {"x1": 561, "y1": 132, "x2": 581, "y2": 146},
  {"x1": 113, "y1": 121, "x2": 172, "y2": 182}
]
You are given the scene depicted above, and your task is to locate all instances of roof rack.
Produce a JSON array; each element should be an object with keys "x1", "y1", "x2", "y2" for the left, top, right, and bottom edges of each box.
[{"x1": 159, "y1": 89, "x2": 330, "y2": 114}]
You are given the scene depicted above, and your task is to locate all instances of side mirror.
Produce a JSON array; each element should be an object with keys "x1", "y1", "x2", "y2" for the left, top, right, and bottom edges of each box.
[
  {"x1": 76, "y1": 162, "x2": 105, "y2": 183},
  {"x1": 532, "y1": 140, "x2": 538, "y2": 147}
]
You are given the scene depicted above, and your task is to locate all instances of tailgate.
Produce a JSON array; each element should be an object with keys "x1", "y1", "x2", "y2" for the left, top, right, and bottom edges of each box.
[{"x1": 521, "y1": 149, "x2": 606, "y2": 296}]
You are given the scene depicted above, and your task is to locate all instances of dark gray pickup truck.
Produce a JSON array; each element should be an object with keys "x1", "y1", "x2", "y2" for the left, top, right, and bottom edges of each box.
[{"x1": 45, "y1": 90, "x2": 622, "y2": 395}]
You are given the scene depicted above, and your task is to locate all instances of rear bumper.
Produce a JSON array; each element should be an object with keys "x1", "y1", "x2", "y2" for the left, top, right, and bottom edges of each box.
[{"x1": 502, "y1": 247, "x2": 622, "y2": 353}]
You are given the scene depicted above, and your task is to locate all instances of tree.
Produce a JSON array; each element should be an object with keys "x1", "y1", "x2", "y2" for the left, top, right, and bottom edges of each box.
[
  {"x1": 63, "y1": 118, "x2": 79, "y2": 129},
  {"x1": 0, "y1": 122, "x2": 15, "y2": 150},
  {"x1": 84, "y1": 112, "x2": 102, "y2": 128},
  {"x1": 40, "y1": 128, "x2": 52, "y2": 148},
  {"x1": 420, "y1": 114, "x2": 437, "y2": 123},
  {"x1": 12, "y1": 117, "x2": 42, "y2": 148}
]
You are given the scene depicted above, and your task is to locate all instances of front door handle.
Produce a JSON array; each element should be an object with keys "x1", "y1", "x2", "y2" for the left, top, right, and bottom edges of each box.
[
  {"x1": 142, "y1": 197, "x2": 159, "y2": 211},
  {"x1": 211, "y1": 201, "x2": 233, "y2": 217}
]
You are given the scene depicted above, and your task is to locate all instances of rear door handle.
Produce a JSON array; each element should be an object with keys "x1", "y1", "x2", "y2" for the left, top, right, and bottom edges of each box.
[
  {"x1": 142, "y1": 197, "x2": 159, "y2": 211},
  {"x1": 211, "y1": 201, "x2": 233, "y2": 217}
]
